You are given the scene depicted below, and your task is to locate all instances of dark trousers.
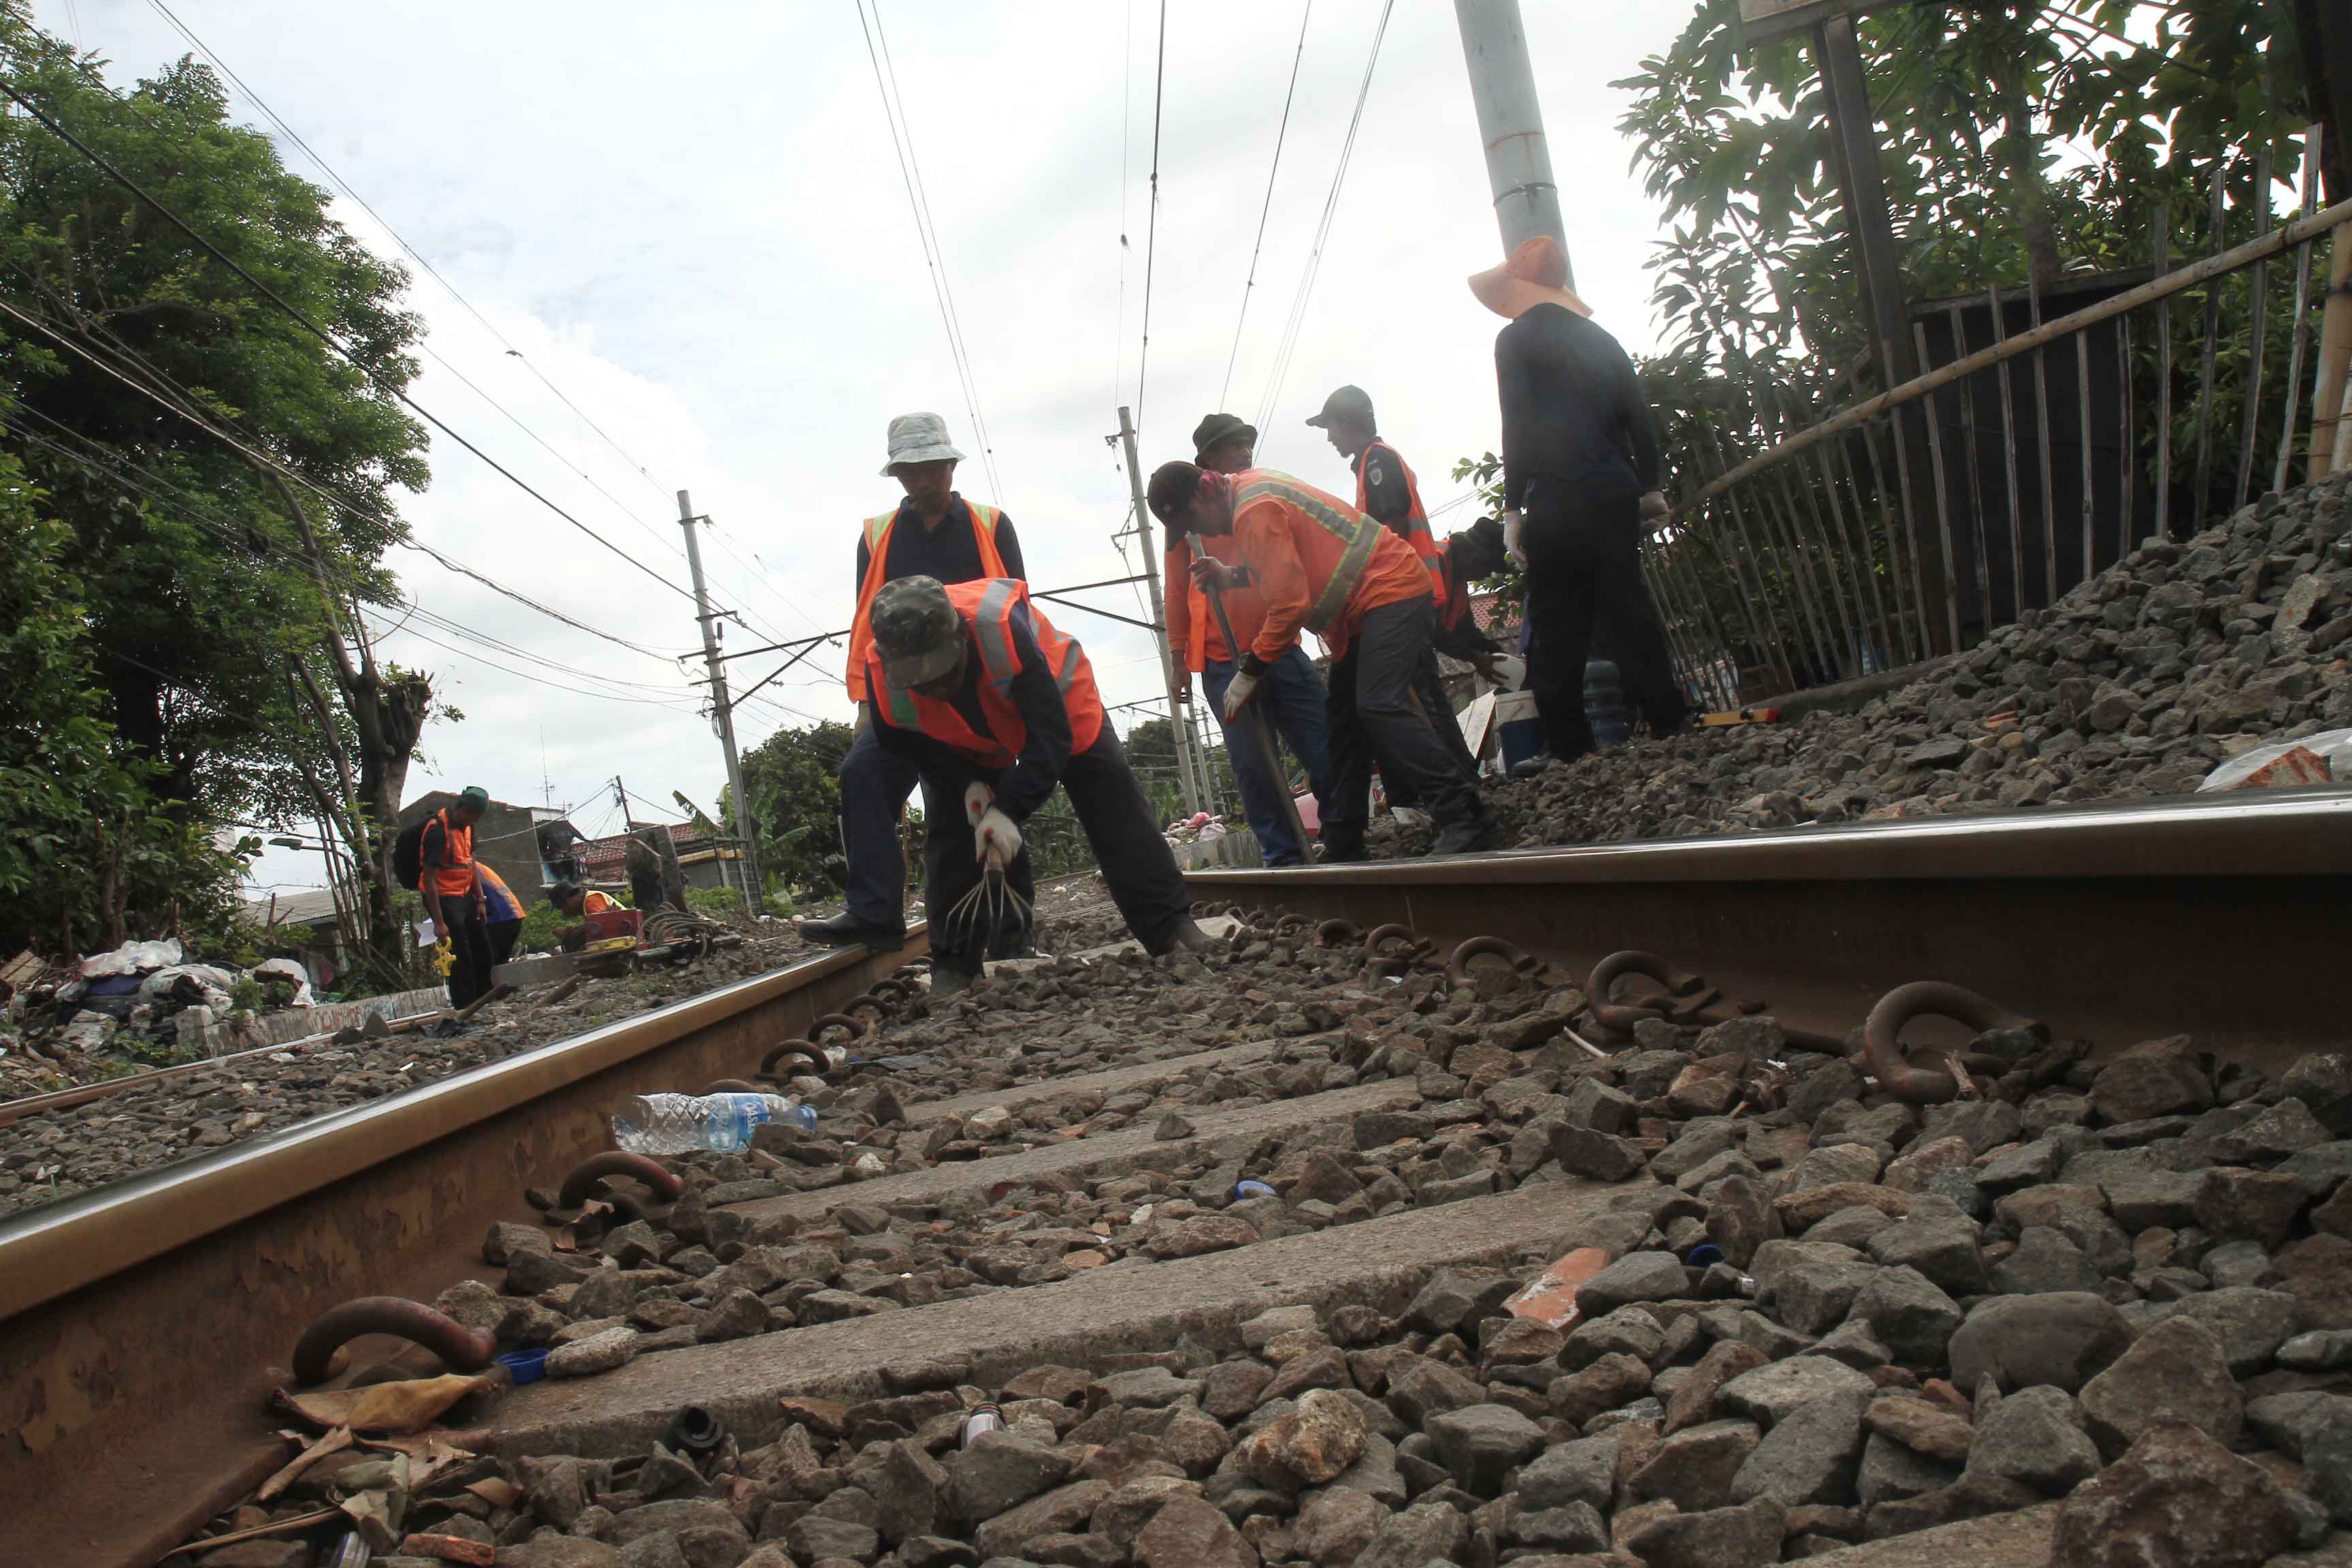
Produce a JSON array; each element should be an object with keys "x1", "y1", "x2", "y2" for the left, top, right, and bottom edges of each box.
[
  {"x1": 487, "y1": 919, "x2": 521, "y2": 966},
  {"x1": 1388, "y1": 653, "x2": 1482, "y2": 809},
  {"x1": 1201, "y1": 647, "x2": 1333, "y2": 865},
  {"x1": 1522, "y1": 482, "x2": 1688, "y2": 757},
  {"x1": 1323, "y1": 596, "x2": 1489, "y2": 857},
  {"x1": 433, "y1": 890, "x2": 494, "y2": 1009},
  {"x1": 920, "y1": 728, "x2": 1192, "y2": 974},
  {"x1": 840, "y1": 721, "x2": 932, "y2": 930}
]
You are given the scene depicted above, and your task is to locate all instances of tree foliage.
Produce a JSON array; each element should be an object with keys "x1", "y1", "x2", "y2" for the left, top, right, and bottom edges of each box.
[
  {"x1": 0, "y1": 457, "x2": 242, "y2": 952},
  {"x1": 1615, "y1": 0, "x2": 2317, "y2": 378},
  {"x1": 0, "y1": 10, "x2": 440, "y2": 962},
  {"x1": 729, "y1": 721, "x2": 858, "y2": 895}
]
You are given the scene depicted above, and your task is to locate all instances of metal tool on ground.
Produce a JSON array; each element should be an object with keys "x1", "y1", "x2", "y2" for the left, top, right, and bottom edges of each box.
[{"x1": 1186, "y1": 535, "x2": 1311, "y2": 860}]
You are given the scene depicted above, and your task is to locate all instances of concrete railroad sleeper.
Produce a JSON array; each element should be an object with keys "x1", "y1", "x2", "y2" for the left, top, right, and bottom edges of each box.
[{"x1": 0, "y1": 791, "x2": 2344, "y2": 1565}]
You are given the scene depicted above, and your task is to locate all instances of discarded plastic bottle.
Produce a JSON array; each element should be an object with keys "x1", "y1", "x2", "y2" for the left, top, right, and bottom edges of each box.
[
  {"x1": 961, "y1": 1402, "x2": 1004, "y2": 1448},
  {"x1": 612, "y1": 1092, "x2": 817, "y2": 1156},
  {"x1": 1232, "y1": 1179, "x2": 1277, "y2": 1201},
  {"x1": 323, "y1": 1533, "x2": 371, "y2": 1568}
]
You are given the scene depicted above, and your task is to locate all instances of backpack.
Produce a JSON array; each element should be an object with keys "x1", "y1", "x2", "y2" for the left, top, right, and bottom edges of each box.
[{"x1": 391, "y1": 817, "x2": 431, "y2": 891}]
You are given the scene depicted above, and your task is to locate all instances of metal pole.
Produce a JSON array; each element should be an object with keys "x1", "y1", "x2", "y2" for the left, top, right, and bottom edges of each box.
[
  {"x1": 1451, "y1": 0, "x2": 1567, "y2": 263},
  {"x1": 677, "y1": 489, "x2": 764, "y2": 918},
  {"x1": 1113, "y1": 405, "x2": 1202, "y2": 817}
]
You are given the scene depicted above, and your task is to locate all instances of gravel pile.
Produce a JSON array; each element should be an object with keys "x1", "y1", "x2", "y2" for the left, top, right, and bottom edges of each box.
[
  {"x1": 1375, "y1": 471, "x2": 2352, "y2": 858},
  {"x1": 175, "y1": 906, "x2": 2352, "y2": 1567}
]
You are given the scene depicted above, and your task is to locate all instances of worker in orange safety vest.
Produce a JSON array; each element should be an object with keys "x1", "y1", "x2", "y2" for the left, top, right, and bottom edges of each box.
[
  {"x1": 1306, "y1": 385, "x2": 1481, "y2": 790},
  {"x1": 806, "y1": 412, "x2": 1028, "y2": 953},
  {"x1": 862, "y1": 575, "x2": 1205, "y2": 992},
  {"x1": 1147, "y1": 463, "x2": 1501, "y2": 862}
]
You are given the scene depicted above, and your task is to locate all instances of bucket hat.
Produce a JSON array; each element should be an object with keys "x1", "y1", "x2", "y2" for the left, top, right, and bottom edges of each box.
[{"x1": 879, "y1": 412, "x2": 966, "y2": 476}]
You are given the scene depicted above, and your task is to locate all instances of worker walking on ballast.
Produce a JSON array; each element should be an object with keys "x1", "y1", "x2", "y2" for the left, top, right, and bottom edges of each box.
[
  {"x1": 1147, "y1": 463, "x2": 1501, "y2": 862},
  {"x1": 805, "y1": 412, "x2": 1029, "y2": 951},
  {"x1": 862, "y1": 574, "x2": 1207, "y2": 994}
]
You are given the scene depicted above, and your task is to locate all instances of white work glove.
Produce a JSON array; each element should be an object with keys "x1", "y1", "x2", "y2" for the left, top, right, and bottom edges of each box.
[
  {"x1": 1503, "y1": 508, "x2": 1526, "y2": 569},
  {"x1": 964, "y1": 781, "x2": 1022, "y2": 868},
  {"x1": 1639, "y1": 491, "x2": 1670, "y2": 523},
  {"x1": 1221, "y1": 668, "x2": 1260, "y2": 722}
]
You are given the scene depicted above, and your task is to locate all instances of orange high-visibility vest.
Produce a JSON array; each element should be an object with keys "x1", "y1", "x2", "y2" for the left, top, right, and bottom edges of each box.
[
  {"x1": 582, "y1": 889, "x2": 618, "y2": 915},
  {"x1": 1162, "y1": 531, "x2": 1266, "y2": 672},
  {"x1": 1355, "y1": 440, "x2": 1446, "y2": 617},
  {"x1": 421, "y1": 808, "x2": 477, "y2": 899},
  {"x1": 1228, "y1": 470, "x2": 1434, "y2": 662},
  {"x1": 866, "y1": 579, "x2": 1105, "y2": 765},
  {"x1": 844, "y1": 500, "x2": 1009, "y2": 702}
]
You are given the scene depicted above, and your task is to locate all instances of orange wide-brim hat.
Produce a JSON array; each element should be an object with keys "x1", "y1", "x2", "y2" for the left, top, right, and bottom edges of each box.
[{"x1": 1469, "y1": 235, "x2": 1594, "y2": 321}]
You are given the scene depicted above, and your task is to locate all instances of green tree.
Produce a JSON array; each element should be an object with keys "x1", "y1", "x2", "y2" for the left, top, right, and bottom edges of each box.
[
  {"x1": 728, "y1": 721, "x2": 858, "y2": 894},
  {"x1": 0, "y1": 457, "x2": 242, "y2": 952},
  {"x1": 0, "y1": 13, "x2": 437, "y2": 968}
]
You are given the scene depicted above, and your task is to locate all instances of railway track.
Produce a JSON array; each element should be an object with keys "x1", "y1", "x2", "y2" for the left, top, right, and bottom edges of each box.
[{"x1": 1, "y1": 791, "x2": 2345, "y2": 1566}]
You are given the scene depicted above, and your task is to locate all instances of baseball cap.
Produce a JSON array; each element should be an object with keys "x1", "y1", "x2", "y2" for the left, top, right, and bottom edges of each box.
[
  {"x1": 870, "y1": 576, "x2": 965, "y2": 688},
  {"x1": 1304, "y1": 385, "x2": 1375, "y2": 429}
]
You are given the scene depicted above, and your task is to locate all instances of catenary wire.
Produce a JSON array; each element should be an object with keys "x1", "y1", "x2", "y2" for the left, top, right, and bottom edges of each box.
[
  {"x1": 1132, "y1": 0, "x2": 1168, "y2": 435},
  {"x1": 849, "y1": 0, "x2": 1005, "y2": 502},
  {"x1": 1253, "y1": 0, "x2": 1396, "y2": 446},
  {"x1": 0, "y1": 293, "x2": 686, "y2": 662},
  {"x1": 0, "y1": 73, "x2": 695, "y2": 601},
  {"x1": 1218, "y1": 0, "x2": 1313, "y2": 410}
]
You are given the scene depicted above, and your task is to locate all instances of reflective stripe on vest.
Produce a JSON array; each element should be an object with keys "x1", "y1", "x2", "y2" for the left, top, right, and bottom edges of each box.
[
  {"x1": 1237, "y1": 476, "x2": 1384, "y2": 635},
  {"x1": 845, "y1": 500, "x2": 1007, "y2": 701}
]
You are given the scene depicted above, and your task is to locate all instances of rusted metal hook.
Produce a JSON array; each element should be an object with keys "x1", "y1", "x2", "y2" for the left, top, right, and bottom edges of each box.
[
  {"x1": 291, "y1": 1296, "x2": 495, "y2": 1386},
  {"x1": 1446, "y1": 935, "x2": 1546, "y2": 987},
  {"x1": 760, "y1": 1040, "x2": 843, "y2": 1077},
  {"x1": 1863, "y1": 981, "x2": 2048, "y2": 1104},
  {"x1": 702, "y1": 1078, "x2": 762, "y2": 1095},
  {"x1": 558, "y1": 1151, "x2": 684, "y2": 1210},
  {"x1": 1314, "y1": 918, "x2": 1362, "y2": 948},
  {"x1": 810, "y1": 1013, "x2": 868, "y2": 1044},
  {"x1": 1587, "y1": 949, "x2": 1708, "y2": 1034}
]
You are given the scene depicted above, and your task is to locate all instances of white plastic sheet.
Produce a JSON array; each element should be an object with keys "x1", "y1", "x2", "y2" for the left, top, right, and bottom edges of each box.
[{"x1": 77, "y1": 936, "x2": 183, "y2": 979}]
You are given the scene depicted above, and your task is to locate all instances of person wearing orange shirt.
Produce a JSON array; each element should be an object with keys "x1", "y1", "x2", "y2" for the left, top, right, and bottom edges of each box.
[
  {"x1": 1165, "y1": 413, "x2": 1333, "y2": 866},
  {"x1": 1147, "y1": 463, "x2": 1501, "y2": 861}
]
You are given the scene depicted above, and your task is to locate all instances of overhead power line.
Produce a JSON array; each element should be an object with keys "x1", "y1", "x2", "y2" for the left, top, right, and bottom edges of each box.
[
  {"x1": 1220, "y1": 1, "x2": 1313, "y2": 410},
  {"x1": 1253, "y1": 0, "x2": 1396, "y2": 444},
  {"x1": 851, "y1": 0, "x2": 1007, "y2": 502},
  {"x1": 0, "y1": 74, "x2": 694, "y2": 600},
  {"x1": 1133, "y1": 0, "x2": 1169, "y2": 436},
  {"x1": 0, "y1": 292, "x2": 680, "y2": 665}
]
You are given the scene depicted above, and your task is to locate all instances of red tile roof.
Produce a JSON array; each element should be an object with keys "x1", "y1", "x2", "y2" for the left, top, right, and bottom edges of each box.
[{"x1": 578, "y1": 823, "x2": 713, "y2": 879}]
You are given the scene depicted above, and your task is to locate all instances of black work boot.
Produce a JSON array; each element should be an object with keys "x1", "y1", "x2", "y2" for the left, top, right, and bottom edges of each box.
[
  {"x1": 1429, "y1": 810, "x2": 1502, "y2": 857},
  {"x1": 1166, "y1": 917, "x2": 1213, "y2": 955},
  {"x1": 928, "y1": 961, "x2": 981, "y2": 997},
  {"x1": 800, "y1": 912, "x2": 906, "y2": 949}
]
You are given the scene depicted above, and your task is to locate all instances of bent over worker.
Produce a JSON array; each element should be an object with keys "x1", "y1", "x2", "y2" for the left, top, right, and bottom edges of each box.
[
  {"x1": 804, "y1": 412, "x2": 1028, "y2": 951},
  {"x1": 862, "y1": 575, "x2": 1205, "y2": 993},
  {"x1": 1167, "y1": 412, "x2": 1334, "y2": 866},
  {"x1": 1147, "y1": 464, "x2": 1500, "y2": 862},
  {"x1": 417, "y1": 785, "x2": 494, "y2": 1008}
]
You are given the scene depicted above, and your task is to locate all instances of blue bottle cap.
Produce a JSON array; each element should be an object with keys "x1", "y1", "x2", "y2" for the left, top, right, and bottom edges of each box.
[
  {"x1": 1683, "y1": 1243, "x2": 1726, "y2": 1268},
  {"x1": 496, "y1": 1348, "x2": 549, "y2": 1385}
]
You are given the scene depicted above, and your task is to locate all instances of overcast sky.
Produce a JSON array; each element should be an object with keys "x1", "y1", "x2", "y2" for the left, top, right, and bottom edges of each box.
[{"x1": 51, "y1": 0, "x2": 1694, "y2": 898}]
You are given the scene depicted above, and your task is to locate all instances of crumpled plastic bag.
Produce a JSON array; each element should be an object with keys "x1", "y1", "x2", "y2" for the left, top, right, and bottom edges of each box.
[
  {"x1": 137, "y1": 964, "x2": 238, "y2": 1009},
  {"x1": 78, "y1": 937, "x2": 182, "y2": 979},
  {"x1": 2198, "y1": 728, "x2": 2352, "y2": 792},
  {"x1": 254, "y1": 957, "x2": 314, "y2": 1007}
]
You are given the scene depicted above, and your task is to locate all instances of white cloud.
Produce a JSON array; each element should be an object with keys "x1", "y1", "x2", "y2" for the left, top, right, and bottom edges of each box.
[{"x1": 62, "y1": 0, "x2": 1691, "y2": 896}]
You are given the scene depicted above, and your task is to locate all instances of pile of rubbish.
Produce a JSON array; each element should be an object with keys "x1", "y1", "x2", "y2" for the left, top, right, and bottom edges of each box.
[{"x1": 0, "y1": 936, "x2": 314, "y2": 1092}]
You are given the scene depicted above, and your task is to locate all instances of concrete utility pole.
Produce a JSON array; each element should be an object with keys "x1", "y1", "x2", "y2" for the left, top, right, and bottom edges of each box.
[
  {"x1": 678, "y1": 489, "x2": 766, "y2": 917},
  {"x1": 1115, "y1": 405, "x2": 1204, "y2": 817},
  {"x1": 1452, "y1": 0, "x2": 1568, "y2": 265}
]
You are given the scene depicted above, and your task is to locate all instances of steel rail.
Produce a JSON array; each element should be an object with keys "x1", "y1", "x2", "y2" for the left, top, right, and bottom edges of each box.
[
  {"x1": 1186, "y1": 791, "x2": 2352, "y2": 1067},
  {"x1": 0, "y1": 929, "x2": 924, "y2": 1568}
]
